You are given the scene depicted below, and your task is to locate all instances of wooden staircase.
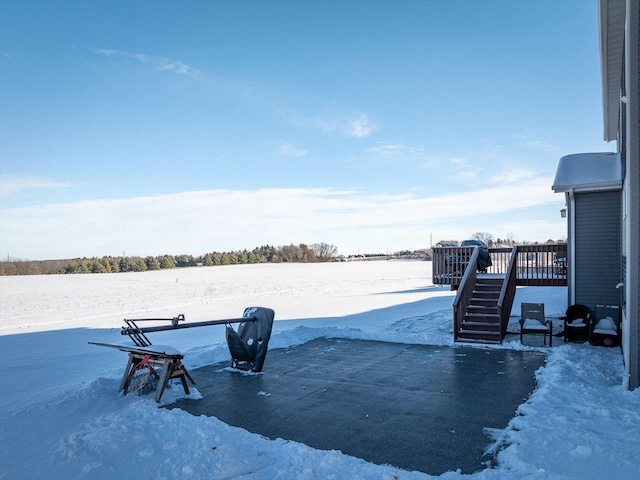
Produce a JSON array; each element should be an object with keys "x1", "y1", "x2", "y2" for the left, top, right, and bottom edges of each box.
[{"x1": 456, "y1": 276, "x2": 504, "y2": 344}]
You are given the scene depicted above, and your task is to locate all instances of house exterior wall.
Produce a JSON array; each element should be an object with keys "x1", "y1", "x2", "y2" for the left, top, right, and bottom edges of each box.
[
  {"x1": 615, "y1": 0, "x2": 639, "y2": 390},
  {"x1": 627, "y1": 0, "x2": 639, "y2": 389},
  {"x1": 574, "y1": 191, "x2": 622, "y2": 312},
  {"x1": 598, "y1": 0, "x2": 639, "y2": 390}
]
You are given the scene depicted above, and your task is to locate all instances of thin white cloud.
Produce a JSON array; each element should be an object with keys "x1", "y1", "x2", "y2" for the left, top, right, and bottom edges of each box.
[
  {"x1": 522, "y1": 140, "x2": 559, "y2": 152},
  {"x1": 489, "y1": 168, "x2": 537, "y2": 185},
  {"x1": 289, "y1": 111, "x2": 376, "y2": 139},
  {"x1": 276, "y1": 142, "x2": 307, "y2": 157},
  {"x1": 367, "y1": 144, "x2": 402, "y2": 156},
  {"x1": 0, "y1": 178, "x2": 562, "y2": 259},
  {"x1": 367, "y1": 143, "x2": 426, "y2": 159},
  {"x1": 513, "y1": 132, "x2": 559, "y2": 152},
  {"x1": 345, "y1": 113, "x2": 375, "y2": 138},
  {"x1": 95, "y1": 49, "x2": 201, "y2": 78},
  {"x1": 421, "y1": 155, "x2": 482, "y2": 184},
  {"x1": 0, "y1": 175, "x2": 72, "y2": 198},
  {"x1": 447, "y1": 157, "x2": 468, "y2": 165},
  {"x1": 423, "y1": 155, "x2": 470, "y2": 168}
]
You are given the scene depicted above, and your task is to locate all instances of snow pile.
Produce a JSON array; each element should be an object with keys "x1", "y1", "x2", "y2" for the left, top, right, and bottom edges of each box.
[{"x1": 1, "y1": 261, "x2": 638, "y2": 479}]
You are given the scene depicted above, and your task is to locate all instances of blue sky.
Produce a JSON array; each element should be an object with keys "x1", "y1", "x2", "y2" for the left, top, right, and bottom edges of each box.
[{"x1": 0, "y1": 0, "x2": 611, "y2": 260}]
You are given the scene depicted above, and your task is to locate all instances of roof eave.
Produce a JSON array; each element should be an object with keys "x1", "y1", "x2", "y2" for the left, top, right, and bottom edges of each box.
[
  {"x1": 552, "y1": 180, "x2": 623, "y2": 193},
  {"x1": 599, "y1": 0, "x2": 627, "y2": 142},
  {"x1": 599, "y1": 0, "x2": 612, "y2": 141}
]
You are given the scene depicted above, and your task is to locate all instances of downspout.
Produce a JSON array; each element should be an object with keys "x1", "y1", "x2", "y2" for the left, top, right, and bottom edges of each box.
[
  {"x1": 568, "y1": 189, "x2": 576, "y2": 306},
  {"x1": 623, "y1": 0, "x2": 639, "y2": 390}
]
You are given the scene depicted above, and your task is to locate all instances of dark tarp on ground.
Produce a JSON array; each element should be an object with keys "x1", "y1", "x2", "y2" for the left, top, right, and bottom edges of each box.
[{"x1": 173, "y1": 338, "x2": 545, "y2": 475}]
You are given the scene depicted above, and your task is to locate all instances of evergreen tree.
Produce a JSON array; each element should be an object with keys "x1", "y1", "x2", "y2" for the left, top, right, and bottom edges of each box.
[
  {"x1": 159, "y1": 255, "x2": 176, "y2": 269},
  {"x1": 145, "y1": 256, "x2": 161, "y2": 270},
  {"x1": 91, "y1": 261, "x2": 107, "y2": 273}
]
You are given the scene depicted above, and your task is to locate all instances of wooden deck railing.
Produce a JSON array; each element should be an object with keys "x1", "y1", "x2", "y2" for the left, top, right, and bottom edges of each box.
[
  {"x1": 496, "y1": 247, "x2": 518, "y2": 338},
  {"x1": 432, "y1": 243, "x2": 567, "y2": 288},
  {"x1": 452, "y1": 247, "x2": 479, "y2": 342},
  {"x1": 513, "y1": 244, "x2": 567, "y2": 286},
  {"x1": 431, "y1": 246, "x2": 476, "y2": 286}
]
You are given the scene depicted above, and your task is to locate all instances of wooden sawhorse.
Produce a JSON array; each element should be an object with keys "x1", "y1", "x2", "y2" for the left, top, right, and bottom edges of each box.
[{"x1": 90, "y1": 342, "x2": 196, "y2": 403}]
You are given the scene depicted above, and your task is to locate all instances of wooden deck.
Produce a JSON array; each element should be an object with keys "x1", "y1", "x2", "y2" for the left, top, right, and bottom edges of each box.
[
  {"x1": 433, "y1": 244, "x2": 567, "y2": 344},
  {"x1": 432, "y1": 244, "x2": 567, "y2": 289}
]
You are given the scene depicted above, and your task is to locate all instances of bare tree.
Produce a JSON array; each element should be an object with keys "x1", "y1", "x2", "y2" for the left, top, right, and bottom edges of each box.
[
  {"x1": 471, "y1": 232, "x2": 494, "y2": 246},
  {"x1": 504, "y1": 232, "x2": 516, "y2": 246},
  {"x1": 311, "y1": 242, "x2": 338, "y2": 261}
]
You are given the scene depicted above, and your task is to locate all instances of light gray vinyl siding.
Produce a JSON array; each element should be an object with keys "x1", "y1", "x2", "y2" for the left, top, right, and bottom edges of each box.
[
  {"x1": 574, "y1": 190, "x2": 621, "y2": 313},
  {"x1": 637, "y1": 6, "x2": 640, "y2": 377}
]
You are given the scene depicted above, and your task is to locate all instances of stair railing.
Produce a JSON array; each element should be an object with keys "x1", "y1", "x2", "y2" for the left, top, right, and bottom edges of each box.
[
  {"x1": 497, "y1": 246, "x2": 518, "y2": 339},
  {"x1": 452, "y1": 247, "x2": 479, "y2": 341}
]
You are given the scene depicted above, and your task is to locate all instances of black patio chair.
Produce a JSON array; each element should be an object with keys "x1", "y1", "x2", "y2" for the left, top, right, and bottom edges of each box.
[{"x1": 560, "y1": 304, "x2": 592, "y2": 343}]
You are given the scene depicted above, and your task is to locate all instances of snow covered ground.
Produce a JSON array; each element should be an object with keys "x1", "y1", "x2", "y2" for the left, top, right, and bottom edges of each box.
[{"x1": 1, "y1": 261, "x2": 638, "y2": 479}]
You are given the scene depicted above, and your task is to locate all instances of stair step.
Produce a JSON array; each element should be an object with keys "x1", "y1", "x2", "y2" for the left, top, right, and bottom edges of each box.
[
  {"x1": 460, "y1": 321, "x2": 500, "y2": 331},
  {"x1": 475, "y1": 284, "x2": 502, "y2": 291},
  {"x1": 456, "y1": 329, "x2": 502, "y2": 343},
  {"x1": 470, "y1": 298, "x2": 498, "y2": 307},
  {"x1": 477, "y1": 276, "x2": 504, "y2": 284},
  {"x1": 469, "y1": 309, "x2": 497, "y2": 316},
  {"x1": 472, "y1": 291, "x2": 500, "y2": 299},
  {"x1": 455, "y1": 337, "x2": 502, "y2": 345},
  {"x1": 467, "y1": 305, "x2": 498, "y2": 314},
  {"x1": 465, "y1": 307, "x2": 500, "y2": 321},
  {"x1": 464, "y1": 313, "x2": 500, "y2": 322}
]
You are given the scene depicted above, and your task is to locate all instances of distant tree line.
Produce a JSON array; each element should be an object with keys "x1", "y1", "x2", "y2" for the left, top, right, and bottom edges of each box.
[{"x1": 0, "y1": 242, "x2": 339, "y2": 276}]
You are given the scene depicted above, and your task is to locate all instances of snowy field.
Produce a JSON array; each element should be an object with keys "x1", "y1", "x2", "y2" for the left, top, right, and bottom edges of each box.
[{"x1": 1, "y1": 260, "x2": 638, "y2": 479}]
